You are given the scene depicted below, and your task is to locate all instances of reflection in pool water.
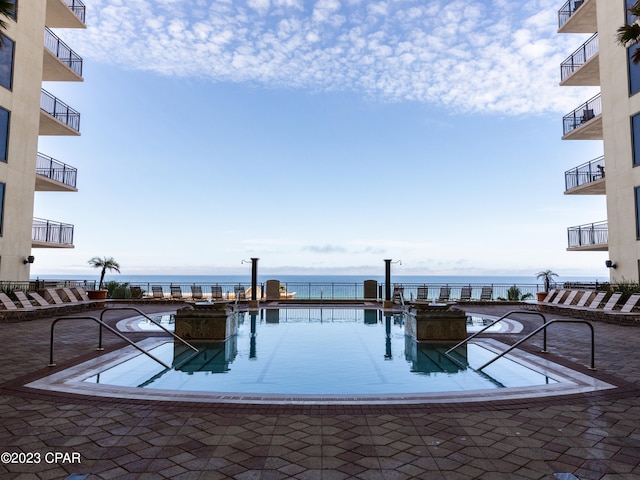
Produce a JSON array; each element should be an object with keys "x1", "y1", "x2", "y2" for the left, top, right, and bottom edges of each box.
[{"x1": 88, "y1": 308, "x2": 554, "y2": 395}]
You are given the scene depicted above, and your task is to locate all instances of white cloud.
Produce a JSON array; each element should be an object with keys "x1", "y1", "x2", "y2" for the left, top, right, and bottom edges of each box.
[{"x1": 68, "y1": 0, "x2": 598, "y2": 115}]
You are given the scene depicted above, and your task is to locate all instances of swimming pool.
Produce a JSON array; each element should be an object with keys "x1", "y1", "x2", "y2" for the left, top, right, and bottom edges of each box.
[{"x1": 28, "y1": 307, "x2": 615, "y2": 404}]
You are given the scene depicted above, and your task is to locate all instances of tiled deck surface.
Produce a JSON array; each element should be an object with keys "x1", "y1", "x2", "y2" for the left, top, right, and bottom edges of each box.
[{"x1": 0, "y1": 303, "x2": 639, "y2": 479}]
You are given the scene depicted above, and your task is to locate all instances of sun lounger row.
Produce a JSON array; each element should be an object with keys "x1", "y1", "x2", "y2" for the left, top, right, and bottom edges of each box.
[
  {"x1": 0, "y1": 287, "x2": 97, "y2": 320},
  {"x1": 410, "y1": 286, "x2": 494, "y2": 303},
  {"x1": 531, "y1": 288, "x2": 640, "y2": 323}
]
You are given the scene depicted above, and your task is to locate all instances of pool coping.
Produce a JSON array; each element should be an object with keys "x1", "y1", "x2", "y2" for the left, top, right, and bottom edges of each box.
[{"x1": 25, "y1": 336, "x2": 615, "y2": 406}]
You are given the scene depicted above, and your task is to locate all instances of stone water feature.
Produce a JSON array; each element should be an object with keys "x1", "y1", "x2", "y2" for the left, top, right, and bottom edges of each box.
[
  {"x1": 405, "y1": 303, "x2": 468, "y2": 341},
  {"x1": 174, "y1": 302, "x2": 237, "y2": 341}
]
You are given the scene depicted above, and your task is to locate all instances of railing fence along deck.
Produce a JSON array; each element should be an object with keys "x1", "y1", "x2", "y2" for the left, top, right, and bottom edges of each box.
[
  {"x1": 563, "y1": 93, "x2": 601, "y2": 136},
  {"x1": 36, "y1": 152, "x2": 77, "y2": 188},
  {"x1": 7, "y1": 280, "x2": 612, "y2": 301},
  {"x1": 40, "y1": 89, "x2": 81, "y2": 132},
  {"x1": 558, "y1": 0, "x2": 586, "y2": 29},
  {"x1": 560, "y1": 33, "x2": 598, "y2": 82},
  {"x1": 32, "y1": 218, "x2": 74, "y2": 245},
  {"x1": 565, "y1": 156, "x2": 604, "y2": 191},
  {"x1": 567, "y1": 221, "x2": 608, "y2": 248},
  {"x1": 44, "y1": 28, "x2": 83, "y2": 77}
]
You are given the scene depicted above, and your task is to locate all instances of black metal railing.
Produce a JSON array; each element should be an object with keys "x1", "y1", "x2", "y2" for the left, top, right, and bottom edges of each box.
[
  {"x1": 40, "y1": 89, "x2": 81, "y2": 132},
  {"x1": 32, "y1": 218, "x2": 74, "y2": 246},
  {"x1": 63, "y1": 0, "x2": 86, "y2": 24},
  {"x1": 560, "y1": 33, "x2": 598, "y2": 82},
  {"x1": 36, "y1": 152, "x2": 77, "y2": 188},
  {"x1": 565, "y1": 155, "x2": 605, "y2": 191},
  {"x1": 568, "y1": 221, "x2": 608, "y2": 248},
  {"x1": 558, "y1": 0, "x2": 587, "y2": 29},
  {"x1": 44, "y1": 28, "x2": 83, "y2": 77},
  {"x1": 90, "y1": 281, "x2": 549, "y2": 302},
  {"x1": 562, "y1": 93, "x2": 601, "y2": 136}
]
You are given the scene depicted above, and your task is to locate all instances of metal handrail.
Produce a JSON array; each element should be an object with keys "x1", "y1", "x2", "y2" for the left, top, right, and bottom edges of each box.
[
  {"x1": 477, "y1": 319, "x2": 595, "y2": 371},
  {"x1": 49, "y1": 316, "x2": 171, "y2": 369},
  {"x1": 445, "y1": 310, "x2": 548, "y2": 355},
  {"x1": 99, "y1": 306, "x2": 198, "y2": 353}
]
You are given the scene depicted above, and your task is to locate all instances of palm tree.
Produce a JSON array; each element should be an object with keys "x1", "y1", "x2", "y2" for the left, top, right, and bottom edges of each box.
[
  {"x1": 0, "y1": 1, "x2": 15, "y2": 45},
  {"x1": 88, "y1": 256, "x2": 121, "y2": 290},
  {"x1": 536, "y1": 269, "x2": 558, "y2": 292},
  {"x1": 618, "y1": 1, "x2": 640, "y2": 64},
  {"x1": 498, "y1": 286, "x2": 533, "y2": 301}
]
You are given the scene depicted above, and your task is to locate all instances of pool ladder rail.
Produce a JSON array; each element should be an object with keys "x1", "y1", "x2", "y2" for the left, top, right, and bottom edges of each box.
[
  {"x1": 444, "y1": 310, "x2": 596, "y2": 371},
  {"x1": 48, "y1": 306, "x2": 199, "y2": 370}
]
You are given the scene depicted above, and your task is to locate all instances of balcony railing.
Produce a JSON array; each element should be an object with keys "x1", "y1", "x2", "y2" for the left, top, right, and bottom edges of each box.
[
  {"x1": 558, "y1": 0, "x2": 586, "y2": 29},
  {"x1": 63, "y1": 0, "x2": 86, "y2": 24},
  {"x1": 40, "y1": 89, "x2": 80, "y2": 132},
  {"x1": 568, "y1": 221, "x2": 608, "y2": 249},
  {"x1": 565, "y1": 156, "x2": 604, "y2": 191},
  {"x1": 560, "y1": 33, "x2": 598, "y2": 82},
  {"x1": 44, "y1": 28, "x2": 83, "y2": 77},
  {"x1": 32, "y1": 218, "x2": 74, "y2": 246},
  {"x1": 562, "y1": 93, "x2": 601, "y2": 136},
  {"x1": 36, "y1": 152, "x2": 77, "y2": 188}
]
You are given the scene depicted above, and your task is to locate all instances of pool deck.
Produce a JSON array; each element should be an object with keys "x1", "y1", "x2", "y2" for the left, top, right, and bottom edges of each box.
[{"x1": 1, "y1": 303, "x2": 639, "y2": 479}]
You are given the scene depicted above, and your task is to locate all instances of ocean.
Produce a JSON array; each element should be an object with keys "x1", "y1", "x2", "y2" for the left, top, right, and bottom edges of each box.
[{"x1": 31, "y1": 274, "x2": 609, "y2": 287}]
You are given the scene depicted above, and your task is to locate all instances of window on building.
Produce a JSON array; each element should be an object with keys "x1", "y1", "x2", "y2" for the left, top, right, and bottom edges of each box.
[
  {"x1": 633, "y1": 113, "x2": 640, "y2": 167},
  {"x1": 0, "y1": 182, "x2": 5, "y2": 237},
  {"x1": 628, "y1": 0, "x2": 640, "y2": 95},
  {"x1": 0, "y1": 107, "x2": 8, "y2": 163},
  {"x1": 0, "y1": 35, "x2": 14, "y2": 91},
  {"x1": 636, "y1": 186, "x2": 640, "y2": 240}
]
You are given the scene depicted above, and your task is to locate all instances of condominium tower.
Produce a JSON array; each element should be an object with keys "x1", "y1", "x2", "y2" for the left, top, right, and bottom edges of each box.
[
  {"x1": 0, "y1": 0, "x2": 84, "y2": 281},
  {"x1": 560, "y1": 0, "x2": 640, "y2": 282}
]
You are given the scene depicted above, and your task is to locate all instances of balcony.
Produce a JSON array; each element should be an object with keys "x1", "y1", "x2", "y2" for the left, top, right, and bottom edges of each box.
[
  {"x1": 567, "y1": 221, "x2": 608, "y2": 251},
  {"x1": 562, "y1": 93, "x2": 602, "y2": 140},
  {"x1": 35, "y1": 153, "x2": 78, "y2": 192},
  {"x1": 43, "y1": 28, "x2": 83, "y2": 81},
  {"x1": 46, "y1": 0, "x2": 86, "y2": 28},
  {"x1": 560, "y1": 33, "x2": 599, "y2": 86},
  {"x1": 565, "y1": 156, "x2": 605, "y2": 195},
  {"x1": 39, "y1": 89, "x2": 80, "y2": 136},
  {"x1": 558, "y1": 0, "x2": 597, "y2": 33},
  {"x1": 32, "y1": 218, "x2": 74, "y2": 248}
]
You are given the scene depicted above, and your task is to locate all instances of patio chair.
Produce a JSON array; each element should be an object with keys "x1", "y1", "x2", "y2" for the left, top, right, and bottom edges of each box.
[
  {"x1": 13, "y1": 290, "x2": 35, "y2": 308},
  {"x1": 0, "y1": 292, "x2": 18, "y2": 310},
  {"x1": 29, "y1": 291, "x2": 52, "y2": 307},
  {"x1": 480, "y1": 286, "x2": 493, "y2": 301},
  {"x1": 190, "y1": 285, "x2": 204, "y2": 300},
  {"x1": 416, "y1": 286, "x2": 429, "y2": 301},
  {"x1": 43, "y1": 288, "x2": 65, "y2": 305},
  {"x1": 151, "y1": 285, "x2": 165, "y2": 299},
  {"x1": 459, "y1": 286, "x2": 472, "y2": 302},
  {"x1": 234, "y1": 285, "x2": 247, "y2": 301},
  {"x1": 392, "y1": 285, "x2": 404, "y2": 304},
  {"x1": 170, "y1": 285, "x2": 183, "y2": 300},
  {"x1": 129, "y1": 286, "x2": 143, "y2": 299},
  {"x1": 211, "y1": 285, "x2": 223, "y2": 301},
  {"x1": 437, "y1": 286, "x2": 451, "y2": 303}
]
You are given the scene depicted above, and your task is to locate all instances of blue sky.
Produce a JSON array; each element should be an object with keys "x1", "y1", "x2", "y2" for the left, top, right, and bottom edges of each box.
[{"x1": 33, "y1": 0, "x2": 607, "y2": 277}]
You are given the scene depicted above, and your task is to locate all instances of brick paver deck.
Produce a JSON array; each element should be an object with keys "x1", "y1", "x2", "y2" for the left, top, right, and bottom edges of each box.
[{"x1": 0, "y1": 303, "x2": 639, "y2": 479}]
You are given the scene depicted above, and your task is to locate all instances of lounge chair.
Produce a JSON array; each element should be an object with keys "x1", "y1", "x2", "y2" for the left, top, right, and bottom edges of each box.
[
  {"x1": 416, "y1": 286, "x2": 429, "y2": 302},
  {"x1": 72, "y1": 286, "x2": 91, "y2": 301},
  {"x1": 60, "y1": 288, "x2": 80, "y2": 302},
  {"x1": 211, "y1": 285, "x2": 223, "y2": 301},
  {"x1": 392, "y1": 285, "x2": 404, "y2": 304},
  {"x1": 190, "y1": 285, "x2": 204, "y2": 300},
  {"x1": 151, "y1": 285, "x2": 165, "y2": 299},
  {"x1": 13, "y1": 290, "x2": 35, "y2": 308},
  {"x1": 129, "y1": 286, "x2": 143, "y2": 299},
  {"x1": 437, "y1": 286, "x2": 451, "y2": 303},
  {"x1": 0, "y1": 292, "x2": 18, "y2": 310},
  {"x1": 587, "y1": 292, "x2": 623, "y2": 319},
  {"x1": 170, "y1": 285, "x2": 183, "y2": 300},
  {"x1": 551, "y1": 289, "x2": 568, "y2": 305},
  {"x1": 43, "y1": 288, "x2": 65, "y2": 305},
  {"x1": 600, "y1": 293, "x2": 640, "y2": 324},
  {"x1": 29, "y1": 291, "x2": 52, "y2": 307},
  {"x1": 244, "y1": 286, "x2": 262, "y2": 300},
  {"x1": 459, "y1": 286, "x2": 472, "y2": 302},
  {"x1": 480, "y1": 286, "x2": 493, "y2": 301},
  {"x1": 234, "y1": 286, "x2": 247, "y2": 301}
]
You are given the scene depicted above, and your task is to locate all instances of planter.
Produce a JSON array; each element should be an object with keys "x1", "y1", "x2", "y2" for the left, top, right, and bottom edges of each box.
[
  {"x1": 87, "y1": 289, "x2": 108, "y2": 307},
  {"x1": 536, "y1": 292, "x2": 548, "y2": 302}
]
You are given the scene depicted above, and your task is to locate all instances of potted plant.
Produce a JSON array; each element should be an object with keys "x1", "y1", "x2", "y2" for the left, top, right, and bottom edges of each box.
[
  {"x1": 535, "y1": 269, "x2": 558, "y2": 301},
  {"x1": 88, "y1": 256, "x2": 121, "y2": 305}
]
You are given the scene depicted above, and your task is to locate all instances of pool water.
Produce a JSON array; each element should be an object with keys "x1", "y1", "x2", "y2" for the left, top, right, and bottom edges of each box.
[{"x1": 86, "y1": 308, "x2": 556, "y2": 395}]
